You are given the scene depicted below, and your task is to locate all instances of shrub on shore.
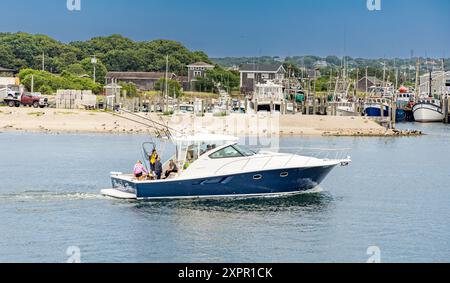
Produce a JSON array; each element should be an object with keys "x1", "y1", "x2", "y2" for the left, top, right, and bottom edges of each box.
[{"x1": 18, "y1": 69, "x2": 103, "y2": 95}]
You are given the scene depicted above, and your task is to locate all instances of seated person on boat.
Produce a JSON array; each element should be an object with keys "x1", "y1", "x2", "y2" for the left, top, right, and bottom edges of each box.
[
  {"x1": 164, "y1": 159, "x2": 178, "y2": 179},
  {"x1": 133, "y1": 160, "x2": 148, "y2": 181}
]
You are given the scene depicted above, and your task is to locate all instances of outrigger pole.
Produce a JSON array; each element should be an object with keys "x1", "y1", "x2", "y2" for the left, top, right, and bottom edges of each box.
[
  {"x1": 105, "y1": 108, "x2": 183, "y2": 141},
  {"x1": 119, "y1": 108, "x2": 181, "y2": 133},
  {"x1": 117, "y1": 108, "x2": 182, "y2": 139}
]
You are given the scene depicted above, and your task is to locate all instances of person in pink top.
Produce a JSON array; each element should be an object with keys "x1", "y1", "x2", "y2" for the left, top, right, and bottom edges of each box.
[{"x1": 133, "y1": 160, "x2": 148, "y2": 181}]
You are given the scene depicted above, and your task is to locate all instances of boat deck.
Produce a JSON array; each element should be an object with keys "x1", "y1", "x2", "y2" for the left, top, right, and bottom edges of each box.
[{"x1": 112, "y1": 172, "x2": 179, "y2": 183}]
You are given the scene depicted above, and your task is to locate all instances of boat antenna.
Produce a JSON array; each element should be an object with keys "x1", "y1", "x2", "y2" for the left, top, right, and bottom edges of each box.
[
  {"x1": 442, "y1": 58, "x2": 446, "y2": 97},
  {"x1": 429, "y1": 69, "x2": 433, "y2": 98},
  {"x1": 415, "y1": 58, "x2": 420, "y2": 102}
]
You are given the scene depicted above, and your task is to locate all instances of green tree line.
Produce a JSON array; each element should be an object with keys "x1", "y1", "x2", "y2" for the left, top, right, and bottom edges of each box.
[{"x1": 0, "y1": 32, "x2": 212, "y2": 83}]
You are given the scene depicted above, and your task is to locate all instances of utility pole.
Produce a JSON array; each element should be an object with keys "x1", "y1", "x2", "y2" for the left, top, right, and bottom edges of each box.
[
  {"x1": 442, "y1": 58, "x2": 446, "y2": 96},
  {"x1": 395, "y1": 68, "x2": 399, "y2": 90},
  {"x1": 42, "y1": 52, "x2": 45, "y2": 71},
  {"x1": 165, "y1": 55, "x2": 169, "y2": 112},
  {"x1": 313, "y1": 68, "x2": 317, "y2": 114},
  {"x1": 329, "y1": 69, "x2": 333, "y2": 100},
  {"x1": 355, "y1": 68, "x2": 359, "y2": 100},
  {"x1": 91, "y1": 56, "x2": 98, "y2": 84},
  {"x1": 365, "y1": 66, "x2": 369, "y2": 94}
]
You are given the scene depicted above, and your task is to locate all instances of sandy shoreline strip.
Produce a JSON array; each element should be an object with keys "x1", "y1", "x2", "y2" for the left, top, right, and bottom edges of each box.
[{"x1": 0, "y1": 107, "x2": 421, "y2": 137}]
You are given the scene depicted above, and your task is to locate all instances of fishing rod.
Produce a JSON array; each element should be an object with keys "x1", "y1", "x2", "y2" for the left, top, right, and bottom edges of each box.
[
  {"x1": 107, "y1": 111, "x2": 164, "y2": 138},
  {"x1": 118, "y1": 108, "x2": 182, "y2": 135},
  {"x1": 107, "y1": 109, "x2": 182, "y2": 141}
]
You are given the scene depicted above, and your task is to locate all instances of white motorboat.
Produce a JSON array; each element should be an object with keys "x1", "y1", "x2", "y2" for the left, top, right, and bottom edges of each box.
[{"x1": 102, "y1": 133, "x2": 351, "y2": 200}]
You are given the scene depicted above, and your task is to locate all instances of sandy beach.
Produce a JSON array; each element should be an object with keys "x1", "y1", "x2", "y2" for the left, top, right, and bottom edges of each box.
[{"x1": 0, "y1": 107, "x2": 419, "y2": 137}]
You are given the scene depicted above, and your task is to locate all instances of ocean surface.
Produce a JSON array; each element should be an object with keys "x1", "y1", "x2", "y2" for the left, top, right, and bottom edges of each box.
[{"x1": 1, "y1": 123, "x2": 450, "y2": 263}]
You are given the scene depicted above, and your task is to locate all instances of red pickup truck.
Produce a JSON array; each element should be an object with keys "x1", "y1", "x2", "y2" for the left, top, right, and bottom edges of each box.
[{"x1": 4, "y1": 93, "x2": 48, "y2": 108}]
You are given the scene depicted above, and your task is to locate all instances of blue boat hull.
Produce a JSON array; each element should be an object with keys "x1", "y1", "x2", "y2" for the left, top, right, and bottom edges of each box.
[
  {"x1": 396, "y1": 109, "x2": 406, "y2": 122},
  {"x1": 365, "y1": 106, "x2": 389, "y2": 117},
  {"x1": 365, "y1": 107, "x2": 406, "y2": 122},
  {"x1": 111, "y1": 166, "x2": 337, "y2": 199}
]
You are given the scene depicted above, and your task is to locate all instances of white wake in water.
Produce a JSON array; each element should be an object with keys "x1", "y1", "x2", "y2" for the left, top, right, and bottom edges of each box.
[{"x1": 0, "y1": 191, "x2": 107, "y2": 203}]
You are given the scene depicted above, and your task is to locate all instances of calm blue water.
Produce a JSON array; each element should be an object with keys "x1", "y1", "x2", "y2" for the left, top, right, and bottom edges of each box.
[{"x1": 1, "y1": 124, "x2": 450, "y2": 263}]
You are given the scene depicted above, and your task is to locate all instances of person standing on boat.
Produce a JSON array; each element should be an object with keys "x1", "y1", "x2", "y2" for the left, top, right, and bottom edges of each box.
[
  {"x1": 133, "y1": 160, "x2": 148, "y2": 181},
  {"x1": 154, "y1": 156, "x2": 163, "y2": 180},
  {"x1": 149, "y1": 149, "x2": 158, "y2": 172}
]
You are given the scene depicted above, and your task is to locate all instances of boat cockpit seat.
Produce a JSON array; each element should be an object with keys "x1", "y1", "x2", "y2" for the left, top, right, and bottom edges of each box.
[{"x1": 166, "y1": 173, "x2": 178, "y2": 180}]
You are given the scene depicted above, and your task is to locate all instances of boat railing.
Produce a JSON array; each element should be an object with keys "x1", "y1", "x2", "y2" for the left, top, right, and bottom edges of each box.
[
  {"x1": 214, "y1": 147, "x2": 351, "y2": 175},
  {"x1": 329, "y1": 102, "x2": 354, "y2": 107},
  {"x1": 286, "y1": 147, "x2": 352, "y2": 163}
]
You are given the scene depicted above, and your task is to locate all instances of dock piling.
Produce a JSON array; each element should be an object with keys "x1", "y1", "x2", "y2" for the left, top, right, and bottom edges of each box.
[{"x1": 444, "y1": 96, "x2": 449, "y2": 124}]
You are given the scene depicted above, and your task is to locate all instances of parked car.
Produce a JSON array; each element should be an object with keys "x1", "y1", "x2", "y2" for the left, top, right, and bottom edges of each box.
[{"x1": 3, "y1": 92, "x2": 48, "y2": 108}]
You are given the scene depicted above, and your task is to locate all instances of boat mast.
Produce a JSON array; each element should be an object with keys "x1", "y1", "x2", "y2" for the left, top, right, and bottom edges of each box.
[
  {"x1": 394, "y1": 59, "x2": 398, "y2": 91},
  {"x1": 429, "y1": 69, "x2": 432, "y2": 98},
  {"x1": 442, "y1": 58, "x2": 446, "y2": 97},
  {"x1": 365, "y1": 66, "x2": 368, "y2": 95},
  {"x1": 415, "y1": 58, "x2": 420, "y2": 102}
]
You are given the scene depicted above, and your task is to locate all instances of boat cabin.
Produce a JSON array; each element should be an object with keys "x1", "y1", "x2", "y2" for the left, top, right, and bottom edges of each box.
[
  {"x1": 253, "y1": 81, "x2": 284, "y2": 112},
  {"x1": 172, "y1": 134, "x2": 240, "y2": 176},
  {"x1": 365, "y1": 97, "x2": 391, "y2": 105},
  {"x1": 175, "y1": 104, "x2": 195, "y2": 114},
  {"x1": 368, "y1": 86, "x2": 394, "y2": 97},
  {"x1": 417, "y1": 97, "x2": 441, "y2": 107},
  {"x1": 397, "y1": 93, "x2": 414, "y2": 101}
]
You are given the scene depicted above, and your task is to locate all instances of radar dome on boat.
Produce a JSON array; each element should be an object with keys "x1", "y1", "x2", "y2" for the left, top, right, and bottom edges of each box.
[{"x1": 399, "y1": 86, "x2": 409, "y2": 93}]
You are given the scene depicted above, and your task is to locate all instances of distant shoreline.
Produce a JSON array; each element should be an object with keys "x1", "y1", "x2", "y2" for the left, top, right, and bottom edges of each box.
[{"x1": 0, "y1": 108, "x2": 421, "y2": 137}]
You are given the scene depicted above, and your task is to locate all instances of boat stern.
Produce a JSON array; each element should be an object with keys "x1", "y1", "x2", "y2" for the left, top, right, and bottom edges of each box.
[{"x1": 101, "y1": 172, "x2": 138, "y2": 199}]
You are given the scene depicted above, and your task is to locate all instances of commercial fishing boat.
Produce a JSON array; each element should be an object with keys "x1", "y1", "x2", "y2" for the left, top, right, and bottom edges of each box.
[
  {"x1": 101, "y1": 133, "x2": 351, "y2": 200},
  {"x1": 413, "y1": 71, "x2": 446, "y2": 123},
  {"x1": 364, "y1": 97, "x2": 407, "y2": 122},
  {"x1": 413, "y1": 98, "x2": 444, "y2": 123},
  {"x1": 364, "y1": 97, "x2": 390, "y2": 117},
  {"x1": 335, "y1": 100, "x2": 359, "y2": 117},
  {"x1": 250, "y1": 81, "x2": 284, "y2": 112}
]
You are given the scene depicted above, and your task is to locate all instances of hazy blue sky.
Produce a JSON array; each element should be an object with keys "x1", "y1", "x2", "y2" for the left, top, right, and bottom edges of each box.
[{"x1": 1, "y1": 0, "x2": 449, "y2": 58}]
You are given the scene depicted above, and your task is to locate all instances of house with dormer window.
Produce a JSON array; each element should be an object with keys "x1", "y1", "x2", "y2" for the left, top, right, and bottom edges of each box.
[
  {"x1": 239, "y1": 63, "x2": 286, "y2": 94},
  {"x1": 187, "y1": 62, "x2": 215, "y2": 83}
]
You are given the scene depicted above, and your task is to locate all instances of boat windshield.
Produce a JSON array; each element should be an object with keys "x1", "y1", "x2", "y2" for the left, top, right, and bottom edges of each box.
[{"x1": 233, "y1": 145, "x2": 258, "y2": 156}]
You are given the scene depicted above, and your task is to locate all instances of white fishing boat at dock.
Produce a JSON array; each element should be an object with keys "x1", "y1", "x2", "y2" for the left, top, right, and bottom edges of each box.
[{"x1": 250, "y1": 81, "x2": 284, "y2": 112}]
